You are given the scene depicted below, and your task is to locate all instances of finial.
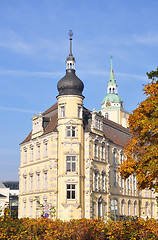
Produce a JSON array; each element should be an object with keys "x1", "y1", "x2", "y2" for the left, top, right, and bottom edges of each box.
[
  {"x1": 111, "y1": 55, "x2": 113, "y2": 70},
  {"x1": 68, "y1": 30, "x2": 73, "y2": 56}
]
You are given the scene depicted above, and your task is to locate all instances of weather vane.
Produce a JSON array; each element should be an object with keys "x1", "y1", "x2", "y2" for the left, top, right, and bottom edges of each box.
[
  {"x1": 68, "y1": 30, "x2": 73, "y2": 39},
  {"x1": 68, "y1": 30, "x2": 73, "y2": 56}
]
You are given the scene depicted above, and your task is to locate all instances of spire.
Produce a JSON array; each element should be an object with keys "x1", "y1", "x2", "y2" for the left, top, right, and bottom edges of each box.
[
  {"x1": 68, "y1": 30, "x2": 73, "y2": 56},
  {"x1": 108, "y1": 55, "x2": 116, "y2": 85},
  {"x1": 107, "y1": 56, "x2": 118, "y2": 94},
  {"x1": 66, "y1": 30, "x2": 76, "y2": 70}
]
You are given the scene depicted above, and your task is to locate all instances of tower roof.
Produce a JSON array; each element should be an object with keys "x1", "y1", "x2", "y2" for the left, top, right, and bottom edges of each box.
[
  {"x1": 108, "y1": 56, "x2": 116, "y2": 86},
  {"x1": 101, "y1": 93, "x2": 122, "y2": 105},
  {"x1": 57, "y1": 31, "x2": 84, "y2": 97}
]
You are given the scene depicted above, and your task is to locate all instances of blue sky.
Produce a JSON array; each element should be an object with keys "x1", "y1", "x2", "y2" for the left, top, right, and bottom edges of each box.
[{"x1": 0, "y1": 0, "x2": 157, "y2": 181}]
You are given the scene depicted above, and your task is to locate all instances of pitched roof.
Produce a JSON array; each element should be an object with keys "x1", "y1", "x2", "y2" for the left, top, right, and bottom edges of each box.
[
  {"x1": 0, "y1": 193, "x2": 7, "y2": 198},
  {"x1": 21, "y1": 102, "x2": 58, "y2": 144},
  {"x1": 103, "y1": 118, "x2": 130, "y2": 147},
  {"x1": 21, "y1": 102, "x2": 130, "y2": 148},
  {"x1": 0, "y1": 181, "x2": 6, "y2": 188}
]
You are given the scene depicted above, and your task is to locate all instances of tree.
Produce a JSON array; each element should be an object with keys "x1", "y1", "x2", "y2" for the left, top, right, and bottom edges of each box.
[{"x1": 119, "y1": 67, "x2": 158, "y2": 192}]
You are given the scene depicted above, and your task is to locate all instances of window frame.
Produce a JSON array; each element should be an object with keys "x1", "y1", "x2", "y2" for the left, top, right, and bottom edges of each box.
[
  {"x1": 60, "y1": 104, "x2": 65, "y2": 118},
  {"x1": 66, "y1": 155, "x2": 77, "y2": 173},
  {"x1": 66, "y1": 184, "x2": 76, "y2": 200},
  {"x1": 66, "y1": 126, "x2": 76, "y2": 138}
]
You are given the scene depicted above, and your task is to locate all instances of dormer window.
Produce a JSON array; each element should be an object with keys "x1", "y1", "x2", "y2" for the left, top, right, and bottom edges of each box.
[
  {"x1": 105, "y1": 112, "x2": 109, "y2": 119},
  {"x1": 32, "y1": 113, "x2": 43, "y2": 135}
]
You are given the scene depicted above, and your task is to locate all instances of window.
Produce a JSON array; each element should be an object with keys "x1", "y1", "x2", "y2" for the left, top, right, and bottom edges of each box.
[
  {"x1": 78, "y1": 105, "x2": 82, "y2": 118},
  {"x1": 66, "y1": 126, "x2": 76, "y2": 137},
  {"x1": 60, "y1": 105, "x2": 65, "y2": 118},
  {"x1": 96, "y1": 119, "x2": 101, "y2": 130},
  {"x1": 114, "y1": 171, "x2": 118, "y2": 187},
  {"x1": 66, "y1": 184, "x2": 76, "y2": 199},
  {"x1": 111, "y1": 199, "x2": 117, "y2": 216},
  {"x1": 145, "y1": 202, "x2": 149, "y2": 217},
  {"x1": 36, "y1": 198, "x2": 40, "y2": 218},
  {"x1": 127, "y1": 177, "x2": 131, "y2": 191},
  {"x1": 133, "y1": 175, "x2": 136, "y2": 191},
  {"x1": 36, "y1": 173, "x2": 40, "y2": 190},
  {"x1": 29, "y1": 174, "x2": 33, "y2": 191},
  {"x1": 94, "y1": 142, "x2": 98, "y2": 158},
  {"x1": 104, "y1": 202, "x2": 107, "y2": 215},
  {"x1": 43, "y1": 171, "x2": 48, "y2": 189},
  {"x1": 134, "y1": 201, "x2": 137, "y2": 216},
  {"x1": 36, "y1": 144, "x2": 40, "y2": 160},
  {"x1": 94, "y1": 172, "x2": 98, "y2": 190},
  {"x1": 23, "y1": 148, "x2": 27, "y2": 163},
  {"x1": 113, "y1": 149, "x2": 117, "y2": 164},
  {"x1": 104, "y1": 112, "x2": 109, "y2": 119},
  {"x1": 30, "y1": 146, "x2": 34, "y2": 162},
  {"x1": 23, "y1": 199, "x2": 26, "y2": 217},
  {"x1": 151, "y1": 202, "x2": 154, "y2": 217},
  {"x1": 92, "y1": 202, "x2": 95, "y2": 215},
  {"x1": 29, "y1": 199, "x2": 33, "y2": 217},
  {"x1": 43, "y1": 142, "x2": 48, "y2": 158},
  {"x1": 66, "y1": 156, "x2": 76, "y2": 172},
  {"x1": 120, "y1": 152, "x2": 123, "y2": 164},
  {"x1": 101, "y1": 173, "x2": 106, "y2": 191},
  {"x1": 121, "y1": 178, "x2": 125, "y2": 190},
  {"x1": 23, "y1": 175, "x2": 27, "y2": 192},
  {"x1": 121, "y1": 200, "x2": 124, "y2": 215},
  {"x1": 101, "y1": 145, "x2": 105, "y2": 159},
  {"x1": 128, "y1": 200, "x2": 131, "y2": 216},
  {"x1": 98, "y1": 202, "x2": 102, "y2": 217}
]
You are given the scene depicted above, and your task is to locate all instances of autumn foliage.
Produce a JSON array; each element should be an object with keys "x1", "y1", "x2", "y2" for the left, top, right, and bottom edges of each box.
[
  {"x1": 119, "y1": 67, "x2": 158, "y2": 191},
  {"x1": 0, "y1": 217, "x2": 158, "y2": 239}
]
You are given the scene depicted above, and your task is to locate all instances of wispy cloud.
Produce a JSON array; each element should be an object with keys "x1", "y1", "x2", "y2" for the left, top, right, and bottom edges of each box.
[
  {"x1": 0, "y1": 69, "x2": 63, "y2": 78},
  {"x1": 110, "y1": 32, "x2": 158, "y2": 46},
  {"x1": 0, "y1": 30, "x2": 33, "y2": 54},
  {"x1": 0, "y1": 29, "x2": 67, "y2": 59},
  {"x1": 79, "y1": 70, "x2": 148, "y2": 82},
  {"x1": 0, "y1": 107, "x2": 39, "y2": 114}
]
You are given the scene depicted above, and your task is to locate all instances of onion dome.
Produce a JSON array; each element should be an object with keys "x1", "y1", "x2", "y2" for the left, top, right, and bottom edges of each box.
[{"x1": 57, "y1": 30, "x2": 84, "y2": 97}]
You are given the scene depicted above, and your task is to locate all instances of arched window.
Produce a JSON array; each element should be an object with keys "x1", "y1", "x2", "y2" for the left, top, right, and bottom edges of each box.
[
  {"x1": 128, "y1": 200, "x2": 131, "y2": 216},
  {"x1": 98, "y1": 196, "x2": 103, "y2": 218},
  {"x1": 109, "y1": 88, "x2": 111, "y2": 94},
  {"x1": 113, "y1": 148, "x2": 117, "y2": 164},
  {"x1": 113, "y1": 88, "x2": 115, "y2": 93},
  {"x1": 121, "y1": 199, "x2": 124, "y2": 215},
  {"x1": 145, "y1": 202, "x2": 149, "y2": 217},
  {"x1": 134, "y1": 200, "x2": 137, "y2": 216},
  {"x1": 111, "y1": 198, "x2": 118, "y2": 216},
  {"x1": 151, "y1": 202, "x2": 154, "y2": 217}
]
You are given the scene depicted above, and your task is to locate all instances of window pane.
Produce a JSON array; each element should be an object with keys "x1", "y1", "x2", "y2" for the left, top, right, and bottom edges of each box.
[
  {"x1": 67, "y1": 191, "x2": 70, "y2": 199},
  {"x1": 67, "y1": 127, "x2": 71, "y2": 137},
  {"x1": 72, "y1": 184, "x2": 75, "y2": 189},
  {"x1": 72, "y1": 190, "x2": 75, "y2": 199},
  {"x1": 66, "y1": 162, "x2": 71, "y2": 172},
  {"x1": 72, "y1": 127, "x2": 76, "y2": 137},
  {"x1": 72, "y1": 162, "x2": 76, "y2": 172}
]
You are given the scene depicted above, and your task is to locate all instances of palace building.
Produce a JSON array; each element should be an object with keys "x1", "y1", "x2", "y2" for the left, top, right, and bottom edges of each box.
[{"x1": 18, "y1": 32, "x2": 156, "y2": 220}]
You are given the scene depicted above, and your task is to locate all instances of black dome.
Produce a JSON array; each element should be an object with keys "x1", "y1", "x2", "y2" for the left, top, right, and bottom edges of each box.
[{"x1": 57, "y1": 69, "x2": 84, "y2": 96}]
